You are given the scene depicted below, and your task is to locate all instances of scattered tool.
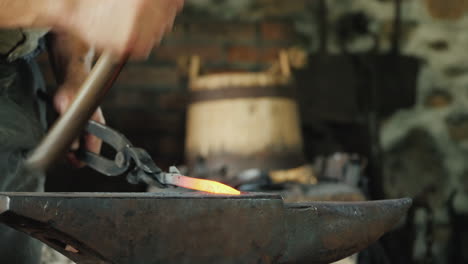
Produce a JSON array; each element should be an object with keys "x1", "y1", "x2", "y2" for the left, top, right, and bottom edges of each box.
[{"x1": 80, "y1": 120, "x2": 240, "y2": 195}]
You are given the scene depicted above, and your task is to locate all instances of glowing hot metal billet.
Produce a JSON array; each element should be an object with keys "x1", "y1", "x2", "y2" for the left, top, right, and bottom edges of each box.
[{"x1": 164, "y1": 174, "x2": 241, "y2": 195}]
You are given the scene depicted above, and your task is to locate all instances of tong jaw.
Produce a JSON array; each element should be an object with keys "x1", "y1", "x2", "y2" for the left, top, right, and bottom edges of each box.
[
  {"x1": 156, "y1": 166, "x2": 183, "y2": 186},
  {"x1": 80, "y1": 121, "x2": 166, "y2": 188},
  {"x1": 125, "y1": 147, "x2": 166, "y2": 188}
]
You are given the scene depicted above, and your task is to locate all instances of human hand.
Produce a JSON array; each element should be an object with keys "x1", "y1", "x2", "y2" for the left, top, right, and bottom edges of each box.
[
  {"x1": 55, "y1": 0, "x2": 184, "y2": 59},
  {"x1": 54, "y1": 84, "x2": 106, "y2": 167}
]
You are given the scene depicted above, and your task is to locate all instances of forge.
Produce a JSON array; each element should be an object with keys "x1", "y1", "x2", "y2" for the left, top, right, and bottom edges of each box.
[{"x1": 0, "y1": 192, "x2": 411, "y2": 264}]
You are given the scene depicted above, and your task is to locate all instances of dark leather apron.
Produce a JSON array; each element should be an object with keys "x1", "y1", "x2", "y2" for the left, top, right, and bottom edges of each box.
[{"x1": 0, "y1": 28, "x2": 48, "y2": 264}]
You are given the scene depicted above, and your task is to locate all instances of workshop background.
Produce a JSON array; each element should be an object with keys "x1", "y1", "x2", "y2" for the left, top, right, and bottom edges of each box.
[{"x1": 39, "y1": 0, "x2": 468, "y2": 263}]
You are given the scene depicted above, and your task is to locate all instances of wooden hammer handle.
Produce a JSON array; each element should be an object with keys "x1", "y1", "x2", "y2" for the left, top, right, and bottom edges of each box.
[{"x1": 26, "y1": 51, "x2": 128, "y2": 172}]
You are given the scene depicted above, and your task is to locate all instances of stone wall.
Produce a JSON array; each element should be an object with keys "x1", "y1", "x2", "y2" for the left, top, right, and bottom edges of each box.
[
  {"x1": 188, "y1": 1, "x2": 468, "y2": 262},
  {"x1": 357, "y1": 1, "x2": 468, "y2": 262},
  {"x1": 311, "y1": 0, "x2": 468, "y2": 262}
]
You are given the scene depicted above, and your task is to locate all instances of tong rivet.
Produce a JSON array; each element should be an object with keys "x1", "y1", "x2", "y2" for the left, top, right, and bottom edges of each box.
[{"x1": 115, "y1": 152, "x2": 126, "y2": 168}]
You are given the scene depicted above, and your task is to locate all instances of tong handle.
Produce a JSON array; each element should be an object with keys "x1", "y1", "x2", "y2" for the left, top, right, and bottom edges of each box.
[
  {"x1": 79, "y1": 121, "x2": 165, "y2": 188},
  {"x1": 85, "y1": 121, "x2": 132, "y2": 151},
  {"x1": 78, "y1": 121, "x2": 131, "y2": 177},
  {"x1": 80, "y1": 151, "x2": 128, "y2": 177}
]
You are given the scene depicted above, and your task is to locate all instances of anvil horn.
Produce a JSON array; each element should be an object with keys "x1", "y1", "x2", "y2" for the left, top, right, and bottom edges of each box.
[
  {"x1": 281, "y1": 198, "x2": 412, "y2": 263},
  {"x1": 0, "y1": 193, "x2": 411, "y2": 264}
]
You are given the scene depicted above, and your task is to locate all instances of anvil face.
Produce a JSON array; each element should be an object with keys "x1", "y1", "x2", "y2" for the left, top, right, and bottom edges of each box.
[{"x1": 0, "y1": 192, "x2": 411, "y2": 264}]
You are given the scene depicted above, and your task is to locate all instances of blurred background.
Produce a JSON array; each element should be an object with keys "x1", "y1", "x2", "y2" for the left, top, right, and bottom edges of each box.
[{"x1": 39, "y1": 0, "x2": 468, "y2": 263}]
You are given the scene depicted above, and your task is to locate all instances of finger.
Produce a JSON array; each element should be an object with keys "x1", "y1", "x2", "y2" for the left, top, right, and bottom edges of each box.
[
  {"x1": 131, "y1": 1, "x2": 176, "y2": 59},
  {"x1": 91, "y1": 107, "x2": 106, "y2": 124},
  {"x1": 128, "y1": 33, "x2": 151, "y2": 60},
  {"x1": 175, "y1": 0, "x2": 185, "y2": 12},
  {"x1": 164, "y1": 10, "x2": 177, "y2": 34},
  {"x1": 54, "y1": 92, "x2": 70, "y2": 114},
  {"x1": 66, "y1": 152, "x2": 85, "y2": 168},
  {"x1": 119, "y1": 31, "x2": 138, "y2": 59},
  {"x1": 69, "y1": 108, "x2": 105, "y2": 168},
  {"x1": 85, "y1": 133, "x2": 102, "y2": 154},
  {"x1": 129, "y1": 17, "x2": 159, "y2": 59},
  {"x1": 71, "y1": 140, "x2": 80, "y2": 151}
]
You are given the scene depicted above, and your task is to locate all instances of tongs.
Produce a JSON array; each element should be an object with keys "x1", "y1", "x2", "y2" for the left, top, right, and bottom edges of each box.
[{"x1": 80, "y1": 121, "x2": 240, "y2": 194}]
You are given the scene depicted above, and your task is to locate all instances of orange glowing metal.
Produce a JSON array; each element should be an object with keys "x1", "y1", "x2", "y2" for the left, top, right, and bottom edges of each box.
[{"x1": 168, "y1": 175, "x2": 241, "y2": 195}]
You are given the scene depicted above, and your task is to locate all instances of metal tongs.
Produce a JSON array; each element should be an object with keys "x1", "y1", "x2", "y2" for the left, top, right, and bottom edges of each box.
[
  {"x1": 80, "y1": 121, "x2": 240, "y2": 194},
  {"x1": 80, "y1": 121, "x2": 174, "y2": 187}
]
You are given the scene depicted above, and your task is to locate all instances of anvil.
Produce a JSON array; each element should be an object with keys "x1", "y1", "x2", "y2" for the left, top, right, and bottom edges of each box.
[{"x1": 0, "y1": 192, "x2": 411, "y2": 264}]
